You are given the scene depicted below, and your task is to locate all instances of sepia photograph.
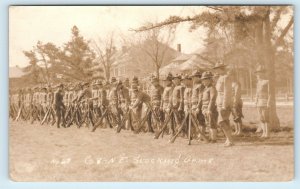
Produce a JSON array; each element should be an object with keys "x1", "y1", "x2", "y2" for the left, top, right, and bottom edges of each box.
[{"x1": 9, "y1": 5, "x2": 294, "y2": 182}]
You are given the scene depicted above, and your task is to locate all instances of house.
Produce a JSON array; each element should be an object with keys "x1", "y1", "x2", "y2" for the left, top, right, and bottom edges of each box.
[{"x1": 109, "y1": 43, "x2": 179, "y2": 81}]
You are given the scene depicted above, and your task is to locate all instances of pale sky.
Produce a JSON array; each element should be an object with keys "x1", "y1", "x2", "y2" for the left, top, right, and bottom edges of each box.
[{"x1": 9, "y1": 6, "x2": 207, "y2": 67}]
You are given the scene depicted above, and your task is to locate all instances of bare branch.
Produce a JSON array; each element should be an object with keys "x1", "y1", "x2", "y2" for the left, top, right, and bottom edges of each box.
[
  {"x1": 130, "y1": 16, "x2": 196, "y2": 32},
  {"x1": 274, "y1": 16, "x2": 294, "y2": 47},
  {"x1": 271, "y1": 6, "x2": 285, "y2": 30}
]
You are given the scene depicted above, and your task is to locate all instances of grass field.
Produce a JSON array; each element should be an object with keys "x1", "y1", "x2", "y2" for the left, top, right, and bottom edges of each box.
[{"x1": 9, "y1": 106, "x2": 294, "y2": 182}]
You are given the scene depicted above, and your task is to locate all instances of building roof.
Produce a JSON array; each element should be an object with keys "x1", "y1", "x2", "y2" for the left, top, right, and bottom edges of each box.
[{"x1": 178, "y1": 54, "x2": 214, "y2": 71}]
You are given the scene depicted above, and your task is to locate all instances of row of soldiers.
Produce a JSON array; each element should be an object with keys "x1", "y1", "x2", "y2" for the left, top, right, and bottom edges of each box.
[{"x1": 10, "y1": 62, "x2": 271, "y2": 147}]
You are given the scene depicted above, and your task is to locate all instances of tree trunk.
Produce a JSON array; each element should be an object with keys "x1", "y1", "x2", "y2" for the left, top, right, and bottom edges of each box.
[
  {"x1": 104, "y1": 66, "x2": 110, "y2": 81},
  {"x1": 263, "y1": 9, "x2": 280, "y2": 129},
  {"x1": 156, "y1": 67, "x2": 160, "y2": 80}
]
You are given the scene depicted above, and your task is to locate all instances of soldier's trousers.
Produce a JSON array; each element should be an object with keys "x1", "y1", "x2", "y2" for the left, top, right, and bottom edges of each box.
[
  {"x1": 147, "y1": 107, "x2": 162, "y2": 132},
  {"x1": 55, "y1": 108, "x2": 65, "y2": 128}
]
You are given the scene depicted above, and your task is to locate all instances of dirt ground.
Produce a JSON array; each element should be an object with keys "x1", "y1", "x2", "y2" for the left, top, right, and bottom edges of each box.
[{"x1": 9, "y1": 106, "x2": 294, "y2": 182}]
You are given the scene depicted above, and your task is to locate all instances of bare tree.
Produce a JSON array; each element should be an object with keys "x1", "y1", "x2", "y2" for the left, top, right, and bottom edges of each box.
[
  {"x1": 92, "y1": 33, "x2": 116, "y2": 81},
  {"x1": 131, "y1": 23, "x2": 176, "y2": 80}
]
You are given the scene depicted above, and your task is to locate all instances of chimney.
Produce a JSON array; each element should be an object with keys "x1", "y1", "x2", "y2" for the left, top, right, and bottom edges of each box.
[{"x1": 177, "y1": 44, "x2": 181, "y2": 52}]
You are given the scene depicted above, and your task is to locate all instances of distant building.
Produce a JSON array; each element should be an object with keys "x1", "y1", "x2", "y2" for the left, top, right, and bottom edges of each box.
[
  {"x1": 109, "y1": 43, "x2": 180, "y2": 81},
  {"x1": 9, "y1": 66, "x2": 25, "y2": 78},
  {"x1": 9, "y1": 66, "x2": 26, "y2": 89}
]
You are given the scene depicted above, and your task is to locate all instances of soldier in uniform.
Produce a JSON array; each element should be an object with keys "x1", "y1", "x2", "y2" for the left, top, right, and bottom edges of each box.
[
  {"x1": 160, "y1": 73, "x2": 174, "y2": 134},
  {"x1": 15, "y1": 88, "x2": 25, "y2": 121},
  {"x1": 46, "y1": 85, "x2": 56, "y2": 125},
  {"x1": 231, "y1": 71, "x2": 244, "y2": 136},
  {"x1": 212, "y1": 62, "x2": 234, "y2": 147},
  {"x1": 98, "y1": 81, "x2": 109, "y2": 123},
  {"x1": 53, "y1": 83, "x2": 66, "y2": 128},
  {"x1": 148, "y1": 76, "x2": 164, "y2": 131},
  {"x1": 92, "y1": 81, "x2": 101, "y2": 117},
  {"x1": 78, "y1": 82, "x2": 93, "y2": 127},
  {"x1": 23, "y1": 88, "x2": 31, "y2": 120},
  {"x1": 108, "y1": 77, "x2": 122, "y2": 128},
  {"x1": 181, "y1": 74, "x2": 193, "y2": 137},
  {"x1": 129, "y1": 83, "x2": 151, "y2": 132},
  {"x1": 132, "y1": 76, "x2": 139, "y2": 86},
  {"x1": 31, "y1": 87, "x2": 39, "y2": 123},
  {"x1": 124, "y1": 78, "x2": 130, "y2": 88},
  {"x1": 118, "y1": 80, "x2": 131, "y2": 130},
  {"x1": 199, "y1": 71, "x2": 218, "y2": 143},
  {"x1": 191, "y1": 70, "x2": 206, "y2": 140},
  {"x1": 172, "y1": 74, "x2": 184, "y2": 132},
  {"x1": 254, "y1": 66, "x2": 270, "y2": 138},
  {"x1": 40, "y1": 87, "x2": 48, "y2": 119}
]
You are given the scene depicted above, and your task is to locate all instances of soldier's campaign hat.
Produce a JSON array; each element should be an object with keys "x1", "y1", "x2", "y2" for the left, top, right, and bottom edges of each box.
[
  {"x1": 54, "y1": 83, "x2": 64, "y2": 88},
  {"x1": 92, "y1": 80, "x2": 98, "y2": 86},
  {"x1": 201, "y1": 71, "x2": 214, "y2": 80},
  {"x1": 254, "y1": 66, "x2": 266, "y2": 73},
  {"x1": 173, "y1": 74, "x2": 182, "y2": 80},
  {"x1": 131, "y1": 84, "x2": 139, "y2": 91},
  {"x1": 191, "y1": 70, "x2": 202, "y2": 77},
  {"x1": 151, "y1": 76, "x2": 159, "y2": 83},
  {"x1": 124, "y1": 78, "x2": 130, "y2": 84},
  {"x1": 111, "y1": 77, "x2": 117, "y2": 83},
  {"x1": 182, "y1": 74, "x2": 192, "y2": 80},
  {"x1": 212, "y1": 61, "x2": 227, "y2": 70},
  {"x1": 104, "y1": 81, "x2": 110, "y2": 86},
  {"x1": 162, "y1": 72, "x2": 173, "y2": 81},
  {"x1": 132, "y1": 76, "x2": 139, "y2": 84},
  {"x1": 97, "y1": 80, "x2": 103, "y2": 86},
  {"x1": 117, "y1": 80, "x2": 123, "y2": 86},
  {"x1": 82, "y1": 82, "x2": 90, "y2": 87}
]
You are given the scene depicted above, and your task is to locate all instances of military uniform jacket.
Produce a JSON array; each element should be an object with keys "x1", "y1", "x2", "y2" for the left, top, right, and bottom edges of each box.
[
  {"x1": 150, "y1": 85, "x2": 164, "y2": 107},
  {"x1": 119, "y1": 87, "x2": 130, "y2": 106},
  {"x1": 255, "y1": 79, "x2": 270, "y2": 107},
  {"x1": 47, "y1": 92, "x2": 54, "y2": 106},
  {"x1": 215, "y1": 74, "x2": 232, "y2": 109},
  {"x1": 92, "y1": 89, "x2": 98, "y2": 106},
  {"x1": 109, "y1": 87, "x2": 119, "y2": 106},
  {"x1": 131, "y1": 91, "x2": 150, "y2": 109},
  {"x1": 232, "y1": 81, "x2": 242, "y2": 107},
  {"x1": 98, "y1": 88, "x2": 108, "y2": 107},
  {"x1": 200, "y1": 84, "x2": 217, "y2": 112},
  {"x1": 161, "y1": 85, "x2": 173, "y2": 110},
  {"x1": 172, "y1": 85, "x2": 184, "y2": 110},
  {"x1": 191, "y1": 83, "x2": 204, "y2": 110},
  {"x1": 77, "y1": 88, "x2": 92, "y2": 104},
  {"x1": 183, "y1": 86, "x2": 192, "y2": 111},
  {"x1": 40, "y1": 92, "x2": 47, "y2": 106},
  {"x1": 54, "y1": 89, "x2": 65, "y2": 110}
]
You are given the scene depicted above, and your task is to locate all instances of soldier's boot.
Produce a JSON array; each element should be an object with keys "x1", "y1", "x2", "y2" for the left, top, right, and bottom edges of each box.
[
  {"x1": 221, "y1": 121, "x2": 234, "y2": 147},
  {"x1": 233, "y1": 123, "x2": 238, "y2": 135},
  {"x1": 210, "y1": 129, "x2": 217, "y2": 143},
  {"x1": 256, "y1": 124, "x2": 263, "y2": 133},
  {"x1": 199, "y1": 126, "x2": 206, "y2": 141},
  {"x1": 265, "y1": 123, "x2": 270, "y2": 138},
  {"x1": 260, "y1": 123, "x2": 266, "y2": 138},
  {"x1": 236, "y1": 122, "x2": 243, "y2": 136}
]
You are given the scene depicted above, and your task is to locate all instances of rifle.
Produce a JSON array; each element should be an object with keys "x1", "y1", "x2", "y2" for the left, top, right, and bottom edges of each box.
[
  {"x1": 91, "y1": 109, "x2": 108, "y2": 132},
  {"x1": 116, "y1": 108, "x2": 132, "y2": 133},
  {"x1": 169, "y1": 110, "x2": 209, "y2": 144}
]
